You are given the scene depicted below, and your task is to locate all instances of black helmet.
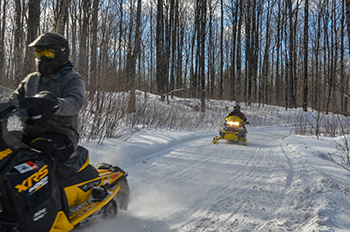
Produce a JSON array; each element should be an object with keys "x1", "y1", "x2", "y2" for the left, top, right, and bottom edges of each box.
[
  {"x1": 233, "y1": 103, "x2": 241, "y2": 112},
  {"x1": 29, "y1": 32, "x2": 70, "y2": 75}
]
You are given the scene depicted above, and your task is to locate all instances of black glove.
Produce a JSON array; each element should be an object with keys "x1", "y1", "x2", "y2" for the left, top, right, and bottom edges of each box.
[{"x1": 20, "y1": 91, "x2": 59, "y2": 125}]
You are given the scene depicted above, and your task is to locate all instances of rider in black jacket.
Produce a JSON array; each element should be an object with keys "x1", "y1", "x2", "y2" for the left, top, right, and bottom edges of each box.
[
  {"x1": 227, "y1": 104, "x2": 248, "y2": 123},
  {"x1": 9, "y1": 32, "x2": 85, "y2": 162}
]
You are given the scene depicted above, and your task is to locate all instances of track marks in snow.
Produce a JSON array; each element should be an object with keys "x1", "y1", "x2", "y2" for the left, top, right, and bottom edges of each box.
[
  {"x1": 169, "y1": 128, "x2": 294, "y2": 231},
  {"x1": 83, "y1": 127, "x2": 350, "y2": 231}
]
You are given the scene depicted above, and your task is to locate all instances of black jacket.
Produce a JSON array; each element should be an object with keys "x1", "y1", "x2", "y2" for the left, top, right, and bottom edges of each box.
[
  {"x1": 227, "y1": 111, "x2": 247, "y2": 122},
  {"x1": 12, "y1": 62, "x2": 85, "y2": 149}
]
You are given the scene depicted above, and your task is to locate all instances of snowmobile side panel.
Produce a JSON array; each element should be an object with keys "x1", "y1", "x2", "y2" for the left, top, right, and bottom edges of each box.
[
  {"x1": 49, "y1": 211, "x2": 74, "y2": 232},
  {"x1": 64, "y1": 171, "x2": 126, "y2": 208},
  {"x1": 69, "y1": 183, "x2": 120, "y2": 226}
]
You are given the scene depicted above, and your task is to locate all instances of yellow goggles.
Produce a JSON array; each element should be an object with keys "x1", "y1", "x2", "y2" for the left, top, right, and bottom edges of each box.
[{"x1": 35, "y1": 49, "x2": 55, "y2": 59}]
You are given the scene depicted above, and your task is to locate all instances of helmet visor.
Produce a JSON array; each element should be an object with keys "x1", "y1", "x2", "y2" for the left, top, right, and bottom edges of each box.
[{"x1": 35, "y1": 48, "x2": 55, "y2": 59}]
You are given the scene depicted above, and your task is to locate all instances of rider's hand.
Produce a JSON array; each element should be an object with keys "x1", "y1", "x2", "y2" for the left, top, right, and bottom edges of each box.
[{"x1": 19, "y1": 91, "x2": 59, "y2": 125}]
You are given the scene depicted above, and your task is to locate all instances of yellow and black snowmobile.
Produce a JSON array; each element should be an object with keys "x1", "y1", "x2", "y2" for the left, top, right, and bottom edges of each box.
[
  {"x1": 0, "y1": 96, "x2": 129, "y2": 232},
  {"x1": 212, "y1": 116, "x2": 248, "y2": 145}
]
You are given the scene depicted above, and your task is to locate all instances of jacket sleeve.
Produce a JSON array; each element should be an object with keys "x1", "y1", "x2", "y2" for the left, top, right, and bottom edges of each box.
[
  {"x1": 55, "y1": 74, "x2": 85, "y2": 116},
  {"x1": 10, "y1": 74, "x2": 38, "y2": 106},
  {"x1": 241, "y1": 113, "x2": 247, "y2": 122},
  {"x1": 9, "y1": 84, "x2": 24, "y2": 107}
]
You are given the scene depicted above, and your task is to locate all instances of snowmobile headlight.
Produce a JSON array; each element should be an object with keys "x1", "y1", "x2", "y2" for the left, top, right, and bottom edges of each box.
[
  {"x1": 227, "y1": 121, "x2": 240, "y2": 127},
  {"x1": 233, "y1": 121, "x2": 240, "y2": 126},
  {"x1": 227, "y1": 121, "x2": 234, "y2": 126}
]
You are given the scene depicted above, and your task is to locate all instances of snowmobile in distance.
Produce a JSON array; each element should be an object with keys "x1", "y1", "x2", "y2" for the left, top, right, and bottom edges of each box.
[
  {"x1": 212, "y1": 116, "x2": 248, "y2": 145},
  {"x1": 0, "y1": 94, "x2": 129, "y2": 232}
]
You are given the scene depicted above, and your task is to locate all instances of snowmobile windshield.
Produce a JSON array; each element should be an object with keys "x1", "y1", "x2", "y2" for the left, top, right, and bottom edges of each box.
[
  {"x1": 0, "y1": 85, "x2": 22, "y2": 132},
  {"x1": 0, "y1": 85, "x2": 14, "y2": 104}
]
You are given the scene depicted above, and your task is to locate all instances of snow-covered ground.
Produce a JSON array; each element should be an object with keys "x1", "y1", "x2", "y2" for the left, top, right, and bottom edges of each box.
[
  {"x1": 3, "y1": 86, "x2": 349, "y2": 231},
  {"x1": 80, "y1": 125, "x2": 350, "y2": 232}
]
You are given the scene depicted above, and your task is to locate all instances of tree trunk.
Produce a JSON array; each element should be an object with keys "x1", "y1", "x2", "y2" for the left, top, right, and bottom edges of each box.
[
  {"x1": 90, "y1": 0, "x2": 99, "y2": 92},
  {"x1": 14, "y1": 0, "x2": 21, "y2": 84},
  {"x1": 303, "y1": 0, "x2": 308, "y2": 111},
  {"x1": 128, "y1": 0, "x2": 142, "y2": 113},
  {"x1": 236, "y1": 0, "x2": 243, "y2": 102},
  {"x1": 200, "y1": 0, "x2": 206, "y2": 112},
  {"x1": 0, "y1": 0, "x2": 7, "y2": 82},
  {"x1": 156, "y1": 0, "x2": 165, "y2": 101},
  {"x1": 174, "y1": 0, "x2": 182, "y2": 96},
  {"x1": 230, "y1": 0, "x2": 238, "y2": 102},
  {"x1": 208, "y1": 0, "x2": 214, "y2": 98},
  {"x1": 24, "y1": 0, "x2": 41, "y2": 78},
  {"x1": 169, "y1": 0, "x2": 175, "y2": 98},
  {"x1": 345, "y1": 0, "x2": 350, "y2": 114},
  {"x1": 78, "y1": 0, "x2": 90, "y2": 86},
  {"x1": 287, "y1": 0, "x2": 296, "y2": 108},
  {"x1": 56, "y1": 0, "x2": 71, "y2": 34},
  {"x1": 219, "y1": 0, "x2": 223, "y2": 99},
  {"x1": 275, "y1": 0, "x2": 282, "y2": 106}
]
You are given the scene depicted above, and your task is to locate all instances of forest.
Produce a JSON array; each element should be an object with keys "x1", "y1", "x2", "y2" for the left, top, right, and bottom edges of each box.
[{"x1": 1, "y1": 0, "x2": 350, "y2": 115}]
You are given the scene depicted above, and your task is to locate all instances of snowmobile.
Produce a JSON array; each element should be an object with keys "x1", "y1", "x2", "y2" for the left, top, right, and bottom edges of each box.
[
  {"x1": 212, "y1": 116, "x2": 248, "y2": 145},
  {"x1": 0, "y1": 94, "x2": 129, "y2": 232}
]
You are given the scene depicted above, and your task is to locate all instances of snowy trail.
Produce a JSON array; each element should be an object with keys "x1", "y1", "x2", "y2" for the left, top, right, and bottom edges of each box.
[{"x1": 81, "y1": 127, "x2": 350, "y2": 232}]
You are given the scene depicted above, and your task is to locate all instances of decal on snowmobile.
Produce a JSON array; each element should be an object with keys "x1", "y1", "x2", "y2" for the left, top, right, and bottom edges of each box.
[
  {"x1": 29, "y1": 176, "x2": 48, "y2": 194},
  {"x1": 112, "y1": 173, "x2": 121, "y2": 180},
  {"x1": 15, "y1": 164, "x2": 49, "y2": 193},
  {"x1": 0, "y1": 148, "x2": 12, "y2": 160},
  {"x1": 33, "y1": 208, "x2": 47, "y2": 222},
  {"x1": 78, "y1": 179, "x2": 101, "y2": 192},
  {"x1": 14, "y1": 161, "x2": 39, "y2": 174}
]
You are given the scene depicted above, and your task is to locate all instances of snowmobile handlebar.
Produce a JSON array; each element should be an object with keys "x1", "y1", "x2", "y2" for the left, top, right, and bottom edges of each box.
[
  {"x1": 0, "y1": 95, "x2": 58, "y2": 127},
  {"x1": 0, "y1": 103, "x2": 16, "y2": 120},
  {"x1": 0, "y1": 102, "x2": 29, "y2": 122}
]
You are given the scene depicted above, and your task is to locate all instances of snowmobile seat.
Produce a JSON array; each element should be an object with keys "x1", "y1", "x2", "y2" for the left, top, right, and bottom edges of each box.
[
  {"x1": 59, "y1": 146, "x2": 99, "y2": 187},
  {"x1": 62, "y1": 146, "x2": 90, "y2": 173}
]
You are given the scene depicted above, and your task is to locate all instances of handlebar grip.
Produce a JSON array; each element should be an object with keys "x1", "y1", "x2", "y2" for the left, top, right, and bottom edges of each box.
[{"x1": 0, "y1": 104, "x2": 16, "y2": 119}]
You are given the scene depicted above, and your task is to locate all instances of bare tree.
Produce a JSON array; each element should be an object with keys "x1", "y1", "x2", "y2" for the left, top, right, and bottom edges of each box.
[
  {"x1": 24, "y1": 0, "x2": 41, "y2": 77},
  {"x1": 90, "y1": 0, "x2": 99, "y2": 92},
  {"x1": 128, "y1": 0, "x2": 142, "y2": 113},
  {"x1": 275, "y1": 0, "x2": 283, "y2": 106},
  {"x1": 156, "y1": 0, "x2": 166, "y2": 101},
  {"x1": 236, "y1": 0, "x2": 243, "y2": 103},
  {"x1": 346, "y1": 0, "x2": 350, "y2": 50},
  {"x1": 0, "y1": 0, "x2": 7, "y2": 82},
  {"x1": 78, "y1": 0, "x2": 90, "y2": 87},
  {"x1": 14, "y1": 0, "x2": 22, "y2": 83},
  {"x1": 287, "y1": 0, "x2": 296, "y2": 108},
  {"x1": 303, "y1": 0, "x2": 309, "y2": 111},
  {"x1": 1, "y1": 0, "x2": 350, "y2": 118},
  {"x1": 219, "y1": 0, "x2": 223, "y2": 99},
  {"x1": 56, "y1": 0, "x2": 71, "y2": 34},
  {"x1": 199, "y1": 0, "x2": 206, "y2": 112}
]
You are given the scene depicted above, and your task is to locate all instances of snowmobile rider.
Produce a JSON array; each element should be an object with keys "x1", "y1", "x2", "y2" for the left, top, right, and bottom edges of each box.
[
  {"x1": 9, "y1": 32, "x2": 85, "y2": 162},
  {"x1": 227, "y1": 104, "x2": 248, "y2": 123}
]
